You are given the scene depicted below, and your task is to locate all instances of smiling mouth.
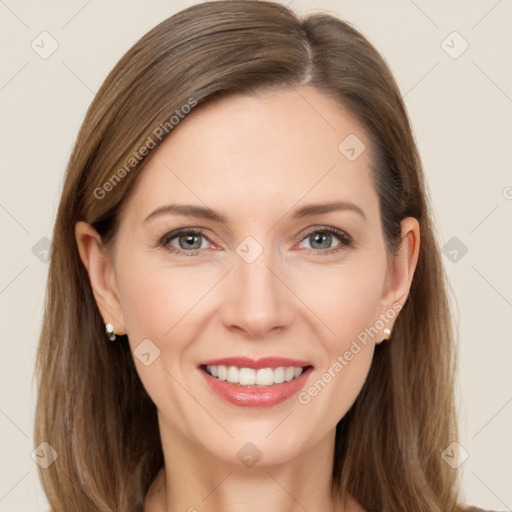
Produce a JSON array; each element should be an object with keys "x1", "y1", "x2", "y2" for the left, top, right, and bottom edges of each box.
[{"x1": 200, "y1": 364, "x2": 313, "y2": 387}]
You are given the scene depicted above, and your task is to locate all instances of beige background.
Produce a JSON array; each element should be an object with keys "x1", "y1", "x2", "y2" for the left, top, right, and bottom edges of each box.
[{"x1": 1, "y1": 1, "x2": 511, "y2": 510}]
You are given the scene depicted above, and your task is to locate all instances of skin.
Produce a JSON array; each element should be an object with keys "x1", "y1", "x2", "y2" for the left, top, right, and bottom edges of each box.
[{"x1": 76, "y1": 85, "x2": 420, "y2": 512}]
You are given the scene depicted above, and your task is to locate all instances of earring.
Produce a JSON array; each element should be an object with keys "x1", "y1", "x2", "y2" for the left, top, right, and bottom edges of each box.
[
  {"x1": 376, "y1": 328, "x2": 392, "y2": 345},
  {"x1": 105, "y1": 323, "x2": 116, "y2": 341},
  {"x1": 382, "y1": 327, "x2": 392, "y2": 343}
]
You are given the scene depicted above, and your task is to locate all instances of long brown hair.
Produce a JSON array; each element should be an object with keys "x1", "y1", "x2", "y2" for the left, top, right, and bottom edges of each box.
[{"x1": 33, "y1": 1, "x2": 466, "y2": 510}]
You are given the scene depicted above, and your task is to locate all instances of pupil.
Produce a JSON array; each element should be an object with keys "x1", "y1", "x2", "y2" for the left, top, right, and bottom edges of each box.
[
  {"x1": 312, "y1": 233, "x2": 331, "y2": 249},
  {"x1": 180, "y1": 234, "x2": 201, "y2": 249}
]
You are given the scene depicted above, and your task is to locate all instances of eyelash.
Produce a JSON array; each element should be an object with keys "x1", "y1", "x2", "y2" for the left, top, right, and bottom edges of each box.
[{"x1": 159, "y1": 226, "x2": 353, "y2": 257}]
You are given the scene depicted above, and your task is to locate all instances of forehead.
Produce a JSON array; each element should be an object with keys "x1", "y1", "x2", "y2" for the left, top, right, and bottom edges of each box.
[{"x1": 122, "y1": 85, "x2": 379, "y2": 225}]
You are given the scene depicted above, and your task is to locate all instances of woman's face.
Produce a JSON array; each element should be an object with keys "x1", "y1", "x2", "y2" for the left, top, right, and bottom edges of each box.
[{"x1": 87, "y1": 85, "x2": 418, "y2": 466}]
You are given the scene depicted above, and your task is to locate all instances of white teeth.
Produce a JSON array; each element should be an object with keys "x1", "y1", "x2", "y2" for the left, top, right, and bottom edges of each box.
[
  {"x1": 272, "y1": 367, "x2": 285, "y2": 384},
  {"x1": 239, "y1": 367, "x2": 256, "y2": 385},
  {"x1": 257, "y1": 368, "x2": 274, "y2": 386},
  {"x1": 204, "y1": 365, "x2": 305, "y2": 386},
  {"x1": 216, "y1": 365, "x2": 227, "y2": 381},
  {"x1": 226, "y1": 365, "x2": 238, "y2": 383}
]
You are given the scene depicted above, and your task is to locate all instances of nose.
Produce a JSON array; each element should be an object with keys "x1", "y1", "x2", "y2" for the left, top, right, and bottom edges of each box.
[{"x1": 220, "y1": 247, "x2": 294, "y2": 339}]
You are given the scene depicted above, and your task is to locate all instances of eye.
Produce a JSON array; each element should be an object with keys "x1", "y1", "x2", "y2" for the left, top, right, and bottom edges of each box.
[
  {"x1": 297, "y1": 227, "x2": 352, "y2": 254},
  {"x1": 159, "y1": 226, "x2": 353, "y2": 257},
  {"x1": 160, "y1": 229, "x2": 213, "y2": 255}
]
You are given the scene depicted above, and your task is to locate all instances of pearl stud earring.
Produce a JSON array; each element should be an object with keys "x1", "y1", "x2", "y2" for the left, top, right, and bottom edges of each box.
[{"x1": 105, "y1": 323, "x2": 116, "y2": 341}]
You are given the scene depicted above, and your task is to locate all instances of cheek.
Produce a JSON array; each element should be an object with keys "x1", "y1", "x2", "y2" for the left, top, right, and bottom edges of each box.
[
  {"x1": 118, "y1": 269, "x2": 173, "y2": 342},
  {"x1": 295, "y1": 254, "x2": 386, "y2": 347},
  {"x1": 114, "y1": 256, "x2": 203, "y2": 423},
  {"x1": 117, "y1": 245, "x2": 386, "y2": 363},
  {"x1": 297, "y1": 271, "x2": 380, "y2": 428},
  {"x1": 116, "y1": 251, "x2": 208, "y2": 342},
  {"x1": 333, "y1": 273, "x2": 384, "y2": 346}
]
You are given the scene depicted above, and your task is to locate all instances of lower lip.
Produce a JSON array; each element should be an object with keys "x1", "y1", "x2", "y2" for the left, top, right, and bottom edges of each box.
[{"x1": 199, "y1": 366, "x2": 313, "y2": 408}]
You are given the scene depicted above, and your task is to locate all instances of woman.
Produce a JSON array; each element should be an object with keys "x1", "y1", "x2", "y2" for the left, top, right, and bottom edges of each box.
[{"x1": 33, "y1": 1, "x2": 499, "y2": 511}]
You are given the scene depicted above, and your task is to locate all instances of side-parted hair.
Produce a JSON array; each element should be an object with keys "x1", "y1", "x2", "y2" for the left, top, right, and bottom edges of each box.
[{"x1": 34, "y1": 1, "x2": 465, "y2": 511}]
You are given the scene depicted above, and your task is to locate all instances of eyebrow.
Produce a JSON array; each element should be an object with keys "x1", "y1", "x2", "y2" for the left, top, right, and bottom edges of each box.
[{"x1": 143, "y1": 200, "x2": 366, "y2": 225}]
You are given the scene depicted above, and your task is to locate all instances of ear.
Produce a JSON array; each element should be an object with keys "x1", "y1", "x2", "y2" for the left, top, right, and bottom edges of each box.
[
  {"x1": 376, "y1": 217, "x2": 420, "y2": 341},
  {"x1": 75, "y1": 221, "x2": 126, "y2": 336}
]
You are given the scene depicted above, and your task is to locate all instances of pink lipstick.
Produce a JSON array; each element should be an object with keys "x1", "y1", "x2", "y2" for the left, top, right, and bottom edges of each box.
[{"x1": 197, "y1": 356, "x2": 313, "y2": 408}]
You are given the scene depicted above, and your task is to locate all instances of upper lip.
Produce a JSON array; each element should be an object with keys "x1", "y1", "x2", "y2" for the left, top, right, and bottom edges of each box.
[{"x1": 198, "y1": 356, "x2": 313, "y2": 370}]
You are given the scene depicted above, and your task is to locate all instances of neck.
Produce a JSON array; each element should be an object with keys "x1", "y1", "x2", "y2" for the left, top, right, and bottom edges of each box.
[{"x1": 144, "y1": 416, "x2": 364, "y2": 512}]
